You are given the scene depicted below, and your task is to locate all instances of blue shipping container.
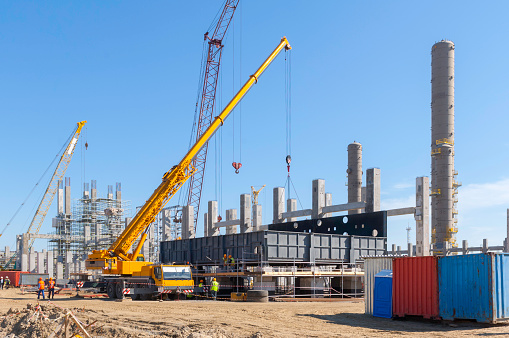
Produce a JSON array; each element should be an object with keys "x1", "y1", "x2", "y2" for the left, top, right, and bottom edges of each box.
[
  {"x1": 373, "y1": 269, "x2": 392, "y2": 318},
  {"x1": 439, "y1": 253, "x2": 509, "y2": 323}
]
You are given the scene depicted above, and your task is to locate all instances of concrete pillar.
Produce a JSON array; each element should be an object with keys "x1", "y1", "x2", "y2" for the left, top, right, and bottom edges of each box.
[
  {"x1": 312, "y1": 179, "x2": 325, "y2": 219},
  {"x1": 324, "y1": 193, "x2": 332, "y2": 218},
  {"x1": 116, "y1": 182, "x2": 122, "y2": 200},
  {"x1": 83, "y1": 182, "x2": 90, "y2": 199},
  {"x1": 226, "y1": 209, "x2": 238, "y2": 235},
  {"x1": 79, "y1": 261, "x2": 85, "y2": 273},
  {"x1": 462, "y1": 240, "x2": 468, "y2": 255},
  {"x1": 361, "y1": 187, "x2": 366, "y2": 203},
  {"x1": 273, "y1": 187, "x2": 285, "y2": 223},
  {"x1": 415, "y1": 177, "x2": 430, "y2": 256},
  {"x1": 91, "y1": 180, "x2": 97, "y2": 199},
  {"x1": 252, "y1": 205, "x2": 263, "y2": 231},
  {"x1": 483, "y1": 239, "x2": 489, "y2": 253},
  {"x1": 182, "y1": 205, "x2": 195, "y2": 239},
  {"x1": 56, "y1": 262, "x2": 63, "y2": 280},
  {"x1": 407, "y1": 243, "x2": 413, "y2": 257},
  {"x1": 4, "y1": 246, "x2": 10, "y2": 259},
  {"x1": 21, "y1": 254, "x2": 28, "y2": 272},
  {"x1": 46, "y1": 251, "x2": 54, "y2": 276},
  {"x1": 366, "y1": 168, "x2": 381, "y2": 213},
  {"x1": 347, "y1": 142, "x2": 362, "y2": 215},
  {"x1": 29, "y1": 253, "x2": 36, "y2": 273},
  {"x1": 65, "y1": 177, "x2": 71, "y2": 215},
  {"x1": 66, "y1": 251, "x2": 73, "y2": 264},
  {"x1": 240, "y1": 194, "x2": 252, "y2": 233},
  {"x1": 392, "y1": 244, "x2": 396, "y2": 254},
  {"x1": 107, "y1": 185, "x2": 113, "y2": 199},
  {"x1": 203, "y1": 212, "x2": 209, "y2": 237},
  {"x1": 37, "y1": 252, "x2": 45, "y2": 273},
  {"x1": 57, "y1": 179, "x2": 64, "y2": 215},
  {"x1": 84, "y1": 225, "x2": 91, "y2": 248},
  {"x1": 286, "y1": 199, "x2": 297, "y2": 222},
  {"x1": 208, "y1": 201, "x2": 219, "y2": 236}
]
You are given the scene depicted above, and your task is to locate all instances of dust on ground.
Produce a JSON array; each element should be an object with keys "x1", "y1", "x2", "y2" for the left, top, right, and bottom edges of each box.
[{"x1": 0, "y1": 288, "x2": 507, "y2": 337}]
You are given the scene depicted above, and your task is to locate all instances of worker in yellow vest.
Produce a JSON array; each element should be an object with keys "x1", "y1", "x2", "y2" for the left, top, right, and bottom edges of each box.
[
  {"x1": 211, "y1": 278, "x2": 219, "y2": 300},
  {"x1": 222, "y1": 254, "x2": 228, "y2": 270},
  {"x1": 48, "y1": 278, "x2": 56, "y2": 300},
  {"x1": 37, "y1": 277, "x2": 45, "y2": 300},
  {"x1": 228, "y1": 255, "x2": 235, "y2": 272}
]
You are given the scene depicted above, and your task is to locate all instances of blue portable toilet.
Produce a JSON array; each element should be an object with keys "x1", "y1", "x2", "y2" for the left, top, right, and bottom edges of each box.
[{"x1": 373, "y1": 269, "x2": 393, "y2": 318}]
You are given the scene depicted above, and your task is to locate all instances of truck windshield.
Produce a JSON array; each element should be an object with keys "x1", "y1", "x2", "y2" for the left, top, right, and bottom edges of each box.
[{"x1": 162, "y1": 266, "x2": 191, "y2": 280}]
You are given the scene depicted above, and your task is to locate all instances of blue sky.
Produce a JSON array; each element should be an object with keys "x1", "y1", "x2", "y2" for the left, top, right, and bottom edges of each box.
[{"x1": 1, "y1": 1, "x2": 508, "y2": 252}]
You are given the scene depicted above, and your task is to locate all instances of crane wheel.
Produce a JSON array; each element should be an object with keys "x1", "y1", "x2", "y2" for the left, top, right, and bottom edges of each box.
[
  {"x1": 106, "y1": 282, "x2": 117, "y2": 299},
  {"x1": 115, "y1": 283, "x2": 124, "y2": 299}
]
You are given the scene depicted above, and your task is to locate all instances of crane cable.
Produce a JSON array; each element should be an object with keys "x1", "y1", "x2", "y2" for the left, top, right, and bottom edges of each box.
[
  {"x1": 0, "y1": 127, "x2": 76, "y2": 238},
  {"x1": 285, "y1": 48, "x2": 292, "y2": 198},
  {"x1": 231, "y1": 7, "x2": 242, "y2": 174}
]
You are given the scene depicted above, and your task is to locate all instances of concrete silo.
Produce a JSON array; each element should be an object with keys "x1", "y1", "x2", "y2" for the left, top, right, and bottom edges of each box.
[{"x1": 430, "y1": 40, "x2": 459, "y2": 251}]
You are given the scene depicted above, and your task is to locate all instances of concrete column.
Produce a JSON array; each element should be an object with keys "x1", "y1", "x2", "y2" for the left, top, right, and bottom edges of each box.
[
  {"x1": 347, "y1": 142, "x2": 362, "y2": 215},
  {"x1": 162, "y1": 209, "x2": 172, "y2": 241},
  {"x1": 79, "y1": 261, "x2": 85, "y2": 273},
  {"x1": 107, "y1": 185, "x2": 113, "y2": 199},
  {"x1": 84, "y1": 225, "x2": 91, "y2": 248},
  {"x1": 29, "y1": 253, "x2": 36, "y2": 273},
  {"x1": 366, "y1": 168, "x2": 381, "y2": 213},
  {"x1": 324, "y1": 193, "x2": 332, "y2": 218},
  {"x1": 36, "y1": 252, "x2": 45, "y2": 273},
  {"x1": 65, "y1": 177, "x2": 71, "y2": 215},
  {"x1": 273, "y1": 187, "x2": 285, "y2": 223},
  {"x1": 66, "y1": 251, "x2": 73, "y2": 264},
  {"x1": 415, "y1": 177, "x2": 430, "y2": 256},
  {"x1": 208, "y1": 201, "x2": 219, "y2": 236},
  {"x1": 46, "y1": 251, "x2": 54, "y2": 276},
  {"x1": 483, "y1": 239, "x2": 489, "y2": 253},
  {"x1": 462, "y1": 240, "x2": 468, "y2": 255},
  {"x1": 116, "y1": 182, "x2": 122, "y2": 201},
  {"x1": 286, "y1": 199, "x2": 297, "y2": 222},
  {"x1": 361, "y1": 187, "x2": 366, "y2": 203},
  {"x1": 95, "y1": 223, "x2": 102, "y2": 248},
  {"x1": 407, "y1": 243, "x2": 413, "y2": 257},
  {"x1": 57, "y1": 179, "x2": 64, "y2": 215},
  {"x1": 252, "y1": 205, "x2": 263, "y2": 231},
  {"x1": 392, "y1": 244, "x2": 396, "y2": 254},
  {"x1": 83, "y1": 182, "x2": 90, "y2": 199},
  {"x1": 91, "y1": 180, "x2": 97, "y2": 199},
  {"x1": 204, "y1": 212, "x2": 209, "y2": 237},
  {"x1": 21, "y1": 254, "x2": 28, "y2": 272},
  {"x1": 182, "y1": 205, "x2": 194, "y2": 239},
  {"x1": 4, "y1": 246, "x2": 10, "y2": 259},
  {"x1": 226, "y1": 209, "x2": 238, "y2": 235},
  {"x1": 56, "y1": 262, "x2": 63, "y2": 280},
  {"x1": 312, "y1": 179, "x2": 325, "y2": 219},
  {"x1": 240, "y1": 194, "x2": 252, "y2": 233}
]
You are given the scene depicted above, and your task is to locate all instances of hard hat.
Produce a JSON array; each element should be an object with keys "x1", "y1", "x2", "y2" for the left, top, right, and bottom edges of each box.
[
  {"x1": 229, "y1": 255, "x2": 232, "y2": 258},
  {"x1": 49, "y1": 277, "x2": 53, "y2": 280},
  {"x1": 224, "y1": 254, "x2": 226, "y2": 257},
  {"x1": 200, "y1": 280, "x2": 203, "y2": 283},
  {"x1": 39, "y1": 277, "x2": 42, "y2": 280},
  {"x1": 213, "y1": 278, "x2": 216, "y2": 281}
]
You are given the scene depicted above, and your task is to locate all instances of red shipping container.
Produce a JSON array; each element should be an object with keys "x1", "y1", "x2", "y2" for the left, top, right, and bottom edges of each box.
[
  {"x1": 0, "y1": 271, "x2": 29, "y2": 287},
  {"x1": 392, "y1": 256, "x2": 439, "y2": 319}
]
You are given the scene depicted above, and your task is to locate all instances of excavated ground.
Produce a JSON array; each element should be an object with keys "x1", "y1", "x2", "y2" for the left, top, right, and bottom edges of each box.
[{"x1": 0, "y1": 288, "x2": 507, "y2": 337}]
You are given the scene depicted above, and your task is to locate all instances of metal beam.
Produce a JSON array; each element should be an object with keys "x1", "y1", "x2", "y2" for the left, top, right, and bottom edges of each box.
[{"x1": 386, "y1": 207, "x2": 415, "y2": 217}]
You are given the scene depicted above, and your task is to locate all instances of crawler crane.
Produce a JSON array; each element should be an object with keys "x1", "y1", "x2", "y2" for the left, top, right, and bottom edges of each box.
[{"x1": 86, "y1": 37, "x2": 292, "y2": 300}]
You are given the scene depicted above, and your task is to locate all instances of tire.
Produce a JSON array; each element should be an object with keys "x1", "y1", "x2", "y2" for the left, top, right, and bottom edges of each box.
[
  {"x1": 107, "y1": 282, "x2": 117, "y2": 299},
  {"x1": 141, "y1": 293, "x2": 152, "y2": 301},
  {"x1": 115, "y1": 283, "x2": 124, "y2": 299},
  {"x1": 246, "y1": 290, "x2": 269, "y2": 303}
]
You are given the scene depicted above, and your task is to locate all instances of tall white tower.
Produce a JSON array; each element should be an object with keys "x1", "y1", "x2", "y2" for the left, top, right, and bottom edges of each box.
[{"x1": 431, "y1": 40, "x2": 459, "y2": 252}]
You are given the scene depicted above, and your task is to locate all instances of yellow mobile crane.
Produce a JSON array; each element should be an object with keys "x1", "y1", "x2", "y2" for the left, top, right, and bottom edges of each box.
[{"x1": 86, "y1": 37, "x2": 291, "y2": 300}]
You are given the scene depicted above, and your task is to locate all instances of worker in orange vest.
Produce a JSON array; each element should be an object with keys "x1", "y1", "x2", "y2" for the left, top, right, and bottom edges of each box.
[
  {"x1": 37, "y1": 277, "x2": 45, "y2": 300},
  {"x1": 48, "y1": 277, "x2": 55, "y2": 300}
]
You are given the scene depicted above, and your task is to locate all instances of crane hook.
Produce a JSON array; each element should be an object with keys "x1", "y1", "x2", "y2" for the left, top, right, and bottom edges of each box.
[
  {"x1": 85, "y1": 142, "x2": 88, "y2": 150},
  {"x1": 232, "y1": 162, "x2": 242, "y2": 174}
]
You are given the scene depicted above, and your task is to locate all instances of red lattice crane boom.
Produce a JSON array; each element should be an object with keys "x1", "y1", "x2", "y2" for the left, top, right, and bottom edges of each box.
[{"x1": 185, "y1": 0, "x2": 239, "y2": 227}]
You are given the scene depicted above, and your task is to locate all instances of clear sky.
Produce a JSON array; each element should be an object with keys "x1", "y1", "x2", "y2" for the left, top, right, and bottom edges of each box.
[{"x1": 1, "y1": 1, "x2": 508, "y2": 252}]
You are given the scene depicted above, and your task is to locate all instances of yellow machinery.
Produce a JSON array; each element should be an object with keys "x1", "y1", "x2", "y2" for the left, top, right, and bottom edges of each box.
[
  {"x1": 2, "y1": 121, "x2": 86, "y2": 270},
  {"x1": 86, "y1": 37, "x2": 291, "y2": 300},
  {"x1": 251, "y1": 185, "x2": 266, "y2": 206}
]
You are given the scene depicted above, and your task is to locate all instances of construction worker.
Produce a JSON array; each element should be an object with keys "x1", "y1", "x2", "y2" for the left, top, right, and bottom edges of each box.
[
  {"x1": 48, "y1": 278, "x2": 55, "y2": 300},
  {"x1": 0, "y1": 277, "x2": 3, "y2": 290},
  {"x1": 210, "y1": 278, "x2": 219, "y2": 300},
  {"x1": 228, "y1": 255, "x2": 235, "y2": 271},
  {"x1": 37, "y1": 277, "x2": 45, "y2": 300},
  {"x1": 222, "y1": 254, "x2": 228, "y2": 270},
  {"x1": 5, "y1": 277, "x2": 10, "y2": 289}
]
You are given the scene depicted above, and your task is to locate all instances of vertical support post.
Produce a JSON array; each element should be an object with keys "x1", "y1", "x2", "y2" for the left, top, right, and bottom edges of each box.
[
  {"x1": 240, "y1": 194, "x2": 252, "y2": 233},
  {"x1": 407, "y1": 243, "x2": 413, "y2": 257},
  {"x1": 506, "y1": 209, "x2": 509, "y2": 253},
  {"x1": 65, "y1": 177, "x2": 71, "y2": 216},
  {"x1": 203, "y1": 213, "x2": 208, "y2": 237},
  {"x1": 84, "y1": 225, "x2": 91, "y2": 247},
  {"x1": 366, "y1": 168, "x2": 381, "y2": 213},
  {"x1": 462, "y1": 240, "x2": 468, "y2": 255},
  {"x1": 324, "y1": 193, "x2": 332, "y2": 218},
  {"x1": 56, "y1": 262, "x2": 63, "y2": 280},
  {"x1": 90, "y1": 180, "x2": 97, "y2": 199},
  {"x1": 46, "y1": 251, "x2": 54, "y2": 276},
  {"x1": 483, "y1": 239, "x2": 488, "y2": 253},
  {"x1": 361, "y1": 187, "x2": 366, "y2": 203},
  {"x1": 36, "y1": 252, "x2": 45, "y2": 274},
  {"x1": 57, "y1": 180, "x2": 64, "y2": 215},
  {"x1": 252, "y1": 205, "x2": 262, "y2": 231},
  {"x1": 182, "y1": 205, "x2": 194, "y2": 239},
  {"x1": 21, "y1": 254, "x2": 28, "y2": 272},
  {"x1": 415, "y1": 177, "x2": 430, "y2": 256},
  {"x1": 29, "y1": 252, "x2": 36, "y2": 273},
  {"x1": 392, "y1": 244, "x2": 396, "y2": 254},
  {"x1": 208, "y1": 201, "x2": 219, "y2": 237},
  {"x1": 273, "y1": 187, "x2": 285, "y2": 223},
  {"x1": 286, "y1": 199, "x2": 297, "y2": 222},
  {"x1": 226, "y1": 209, "x2": 238, "y2": 234},
  {"x1": 312, "y1": 179, "x2": 325, "y2": 219}
]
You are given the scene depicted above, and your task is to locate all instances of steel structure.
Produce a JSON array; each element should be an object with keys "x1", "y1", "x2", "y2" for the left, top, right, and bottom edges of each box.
[{"x1": 185, "y1": 0, "x2": 239, "y2": 230}]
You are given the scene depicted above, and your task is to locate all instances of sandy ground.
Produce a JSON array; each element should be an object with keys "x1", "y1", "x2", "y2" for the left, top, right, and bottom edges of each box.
[{"x1": 0, "y1": 289, "x2": 507, "y2": 337}]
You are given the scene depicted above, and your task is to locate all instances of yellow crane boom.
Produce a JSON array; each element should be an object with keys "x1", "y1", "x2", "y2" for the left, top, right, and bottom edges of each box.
[{"x1": 87, "y1": 37, "x2": 291, "y2": 270}]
